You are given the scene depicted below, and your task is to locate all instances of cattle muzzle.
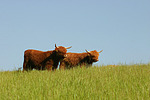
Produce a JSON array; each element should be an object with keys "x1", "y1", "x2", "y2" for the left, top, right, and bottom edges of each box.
[{"x1": 93, "y1": 59, "x2": 99, "y2": 62}]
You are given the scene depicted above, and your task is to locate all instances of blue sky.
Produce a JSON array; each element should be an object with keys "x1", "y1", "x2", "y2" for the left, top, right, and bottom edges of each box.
[{"x1": 0, "y1": 0, "x2": 150, "y2": 71}]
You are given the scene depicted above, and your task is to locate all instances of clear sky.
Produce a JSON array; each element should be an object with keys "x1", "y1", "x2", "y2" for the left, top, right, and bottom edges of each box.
[{"x1": 0, "y1": 0, "x2": 150, "y2": 71}]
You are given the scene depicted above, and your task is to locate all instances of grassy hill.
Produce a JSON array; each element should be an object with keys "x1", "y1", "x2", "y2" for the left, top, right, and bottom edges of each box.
[{"x1": 0, "y1": 64, "x2": 150, "y2": 100}]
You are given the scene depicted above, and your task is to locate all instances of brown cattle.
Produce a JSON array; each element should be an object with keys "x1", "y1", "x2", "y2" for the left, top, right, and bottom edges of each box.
[
  {"x1": 59, "y1": 50, "x2": 103, "y2": 69},
  {"x1": 23, "y1": 44, "x2": 72, "y2": 71}
]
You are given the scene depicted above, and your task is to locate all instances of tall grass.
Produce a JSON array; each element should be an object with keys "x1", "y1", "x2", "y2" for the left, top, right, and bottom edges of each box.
[{"x1": 0, "y1": 64, "x2": 150, "y2": 100}]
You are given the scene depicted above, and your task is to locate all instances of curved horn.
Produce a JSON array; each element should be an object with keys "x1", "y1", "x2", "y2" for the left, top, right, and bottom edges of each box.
[
  {"x1": 65, "y1": 46, "x2": 72, "y2": 49},
  {"x1": 85, "y1": 49, "x2": 90, "y2": 53},
  {"x1": 99, "y1": 50, "x2": 103, "y2": 53},
  {"x1": 85, "y1": 49, "x2": 91, "y2": 56},
  {"x1": 55, "y1": 44, "x2": 57, "y2": 48}
]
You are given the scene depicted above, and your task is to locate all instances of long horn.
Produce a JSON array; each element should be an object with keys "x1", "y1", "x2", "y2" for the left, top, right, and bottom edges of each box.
[
  {"x1": 99, "y1": 50, "x2": 103, "y2": 53},
  {"x1": 55, "y1": 44, "x2": 57, "y2": 48},
  {"x1": 85, "y1": 49, "x2": 90, "y2": 53},
  {"x1": 65, "y1": 46, "x2": 72, "y2": 49}
]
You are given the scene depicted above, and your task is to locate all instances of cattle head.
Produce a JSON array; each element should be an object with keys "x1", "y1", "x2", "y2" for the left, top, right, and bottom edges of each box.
[
  {"x1": 85, "y1": 49, "x2": 103, "y2": 62},
  {"x1": 54, "y1": 44, "x2": 72, "y2": 58}
]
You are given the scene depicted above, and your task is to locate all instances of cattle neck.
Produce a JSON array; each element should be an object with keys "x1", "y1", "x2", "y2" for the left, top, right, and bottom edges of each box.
[
  {"x1": 80, "y1": 53, "x2": 94, "y2": 64},
  {"x1": 48, "y1": 50, "x2": 59, "y2": 58},
  {"x1": 52, "y1": 50, "x2": 64, "y2": 59}
]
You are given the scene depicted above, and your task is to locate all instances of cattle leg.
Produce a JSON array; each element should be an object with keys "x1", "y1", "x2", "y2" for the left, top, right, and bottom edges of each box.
[
  {"x1": 23, "y1": 63, "x2": 31, "y2": 71},
  {"x1": 59, "y1": 62, "x2": 66, "y2": 70},
  {"x1": 52, "y1": 66, "x2": 57, "y2": 71},
  {"x1": 23, "y1": 60, "x2": 29, "y2": 71},
  {"x1": 80, "y1": 63, "x2": 84, "y2": 68},
  {"x1": 80, "y1": 63, "x2": 87, "y2": 68},
  {"x1": 23, "y1": 61, "x2": 34, "y2": 71},
  {"x1": 23, "y1": 62, "x2": 27, "y2": 72},
  {"x1": 23, "y1": 56, "x2": 31, "y2": 71},
  {"x1": 52, "y1": 63, "x2": 59, "y2": 71},
  {"x1": 45, "y1": 65, "x2": 52, "y2": 71}
]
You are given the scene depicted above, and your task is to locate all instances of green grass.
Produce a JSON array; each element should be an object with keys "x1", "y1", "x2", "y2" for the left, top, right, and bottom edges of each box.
[{"x1": 0, "y1": 64, "x2": 150, "y2": 100}]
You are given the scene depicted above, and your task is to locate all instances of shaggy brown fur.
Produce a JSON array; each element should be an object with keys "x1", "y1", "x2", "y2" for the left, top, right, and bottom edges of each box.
[
  {"x1": 59, "y1": 50, "x2": 103, "y2": 69},
  {"x1": 23, "y1": 44, "x2": 71, "y2": 71}
]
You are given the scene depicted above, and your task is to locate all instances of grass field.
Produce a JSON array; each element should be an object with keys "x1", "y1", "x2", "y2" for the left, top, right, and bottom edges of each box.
[{"x1": 0, "y1": 64, "x2": 150, "y2": 100}]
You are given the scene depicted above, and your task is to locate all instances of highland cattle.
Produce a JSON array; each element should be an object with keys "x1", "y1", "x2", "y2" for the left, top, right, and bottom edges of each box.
[
  {"x1": 59, "y1": 50, "x2": 103, "y2": 69},
  {"x1": 23, "y1": 44, "x2": 72, "y2": 71}
]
